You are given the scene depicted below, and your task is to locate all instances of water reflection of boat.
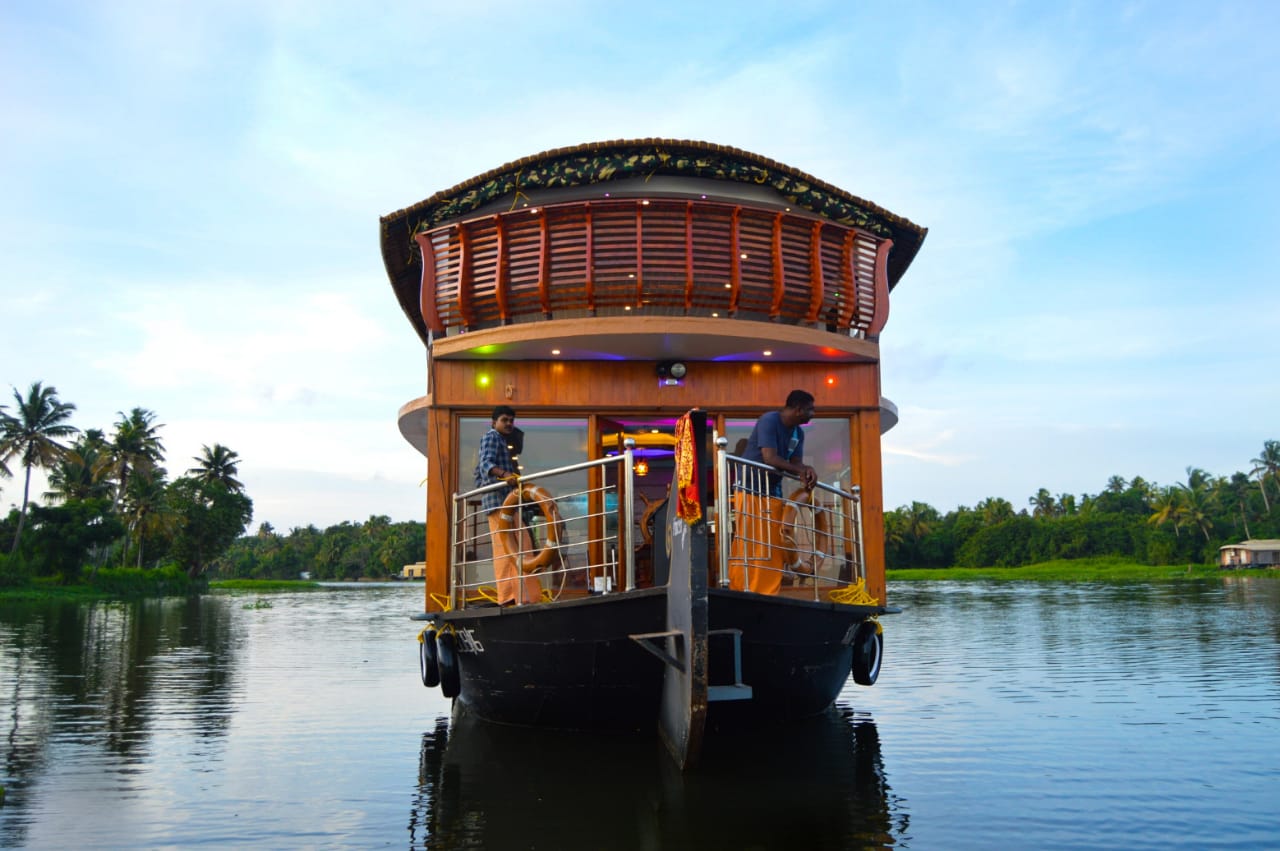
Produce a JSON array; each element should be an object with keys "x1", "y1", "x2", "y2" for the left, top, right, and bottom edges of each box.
[
  {"x1": 408, "y1": 704, "x2": 902, "y2": 850},
  {"x1": 381, "y1": 140, "x2": 926, "y2": 767}
]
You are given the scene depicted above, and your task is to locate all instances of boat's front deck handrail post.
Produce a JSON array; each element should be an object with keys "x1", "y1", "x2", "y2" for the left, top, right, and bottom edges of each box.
[
  {"x1": 715, "y1": 437, "x2": 731, "y2": 588},
  {"x1": 622, "y1": 439, "x2": 636, "y2": 591},
  {"x1": 449, "y1": 488, "x2": 461, "y2": 611},
  {"x1": 851, "y1": 484, "x2": 865, "y2": 585}
]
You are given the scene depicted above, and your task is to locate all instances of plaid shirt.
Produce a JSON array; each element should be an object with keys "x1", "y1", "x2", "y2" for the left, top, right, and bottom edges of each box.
[{"x1": 475, "y1": 427, "x2": 515, "y2": 512}]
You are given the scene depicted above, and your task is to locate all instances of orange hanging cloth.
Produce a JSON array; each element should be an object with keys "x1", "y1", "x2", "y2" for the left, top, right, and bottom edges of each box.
[{"x1": 673, "y1": 411, "x2": 701, "y2": 524}]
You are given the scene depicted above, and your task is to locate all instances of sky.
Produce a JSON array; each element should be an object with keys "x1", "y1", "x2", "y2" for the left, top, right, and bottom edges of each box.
[{"x1": 3, "y1": 0, "x2": 1278, "y2": 532}]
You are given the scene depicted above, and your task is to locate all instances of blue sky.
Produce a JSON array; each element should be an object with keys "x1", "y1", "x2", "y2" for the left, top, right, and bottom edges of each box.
[{"x1": 3, "y1": 0, "x2": 1277, "y2": 531}]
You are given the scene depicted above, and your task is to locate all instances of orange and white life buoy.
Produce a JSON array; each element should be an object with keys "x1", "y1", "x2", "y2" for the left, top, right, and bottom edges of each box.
[
  {"x1": 493, "y1": 483, "x2": 563, "y2": 573},
  {"x1": 779, "y1": 487, "x2": 831, "y2": 578}
]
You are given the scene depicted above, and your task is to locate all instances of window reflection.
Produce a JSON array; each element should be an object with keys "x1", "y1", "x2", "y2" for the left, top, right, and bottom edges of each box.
[{"x1": 723, "y1": 417, "x2": 852, "y2": 490}]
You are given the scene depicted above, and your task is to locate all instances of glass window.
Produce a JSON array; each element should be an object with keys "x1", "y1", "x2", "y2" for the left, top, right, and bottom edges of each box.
[
  {"x1": 458, "y1": 415, "x2": 590, "y2": 493},
  {"x1": 723, "y1": 416, "x2": 851, "y2": 491}
]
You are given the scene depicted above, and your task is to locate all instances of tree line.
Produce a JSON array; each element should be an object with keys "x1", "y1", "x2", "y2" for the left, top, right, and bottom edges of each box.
[
  {"x1": 885, "y1": 440, "x2": 1280, "y2": 569},
  {"x1": 209, "y1": 515, "x2": 425, "y2": 581},
  {"x1": 0, "y1": 381, "x2": 252, "y2": 585},
  {"x1": 6, "y1": 377, "x2": 1274, "y2": 584}
]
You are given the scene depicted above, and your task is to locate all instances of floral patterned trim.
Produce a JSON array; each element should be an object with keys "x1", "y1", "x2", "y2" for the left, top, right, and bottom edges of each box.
[{"x1": 396, "y1": 142, "x2": 917, "y2": 240}]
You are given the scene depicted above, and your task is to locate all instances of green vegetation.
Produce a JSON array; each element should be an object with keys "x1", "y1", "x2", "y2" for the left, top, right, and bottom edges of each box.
[
  {"x1": 209, "y1": 516, "x2": 424, "y2": 581},
  {"x1": 885, "y1": 445, "x2": 1280, "y2": 571},
  {"x1": 1, "y1": 382, "x2": 253, "y2": 592},
  {"x1": 211, "y1": 578, "x2": 325, "y2": 592},
  {"x1": 887, "y1": 557, "x2": 1240, "y2": 582},
  {"x1": 0, "y1": 565, "x2": 206, "y2": 601}
]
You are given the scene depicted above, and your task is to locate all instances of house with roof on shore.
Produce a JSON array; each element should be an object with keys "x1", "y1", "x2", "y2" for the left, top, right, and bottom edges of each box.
[{"x1": 1219, "y1": 540, "x2": 1280, "y2": 568}]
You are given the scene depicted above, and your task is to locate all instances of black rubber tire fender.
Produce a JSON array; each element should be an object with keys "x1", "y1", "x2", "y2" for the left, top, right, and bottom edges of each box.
[
  {"x1": 419, "y1": 628, "x2": 440, "y2": 688},
  {"x1": 436, "y1": 630, "x2": 461, "y2": 698},
  {"x1": 851, "y1": 620, "x2": 883, "y2": 686}
]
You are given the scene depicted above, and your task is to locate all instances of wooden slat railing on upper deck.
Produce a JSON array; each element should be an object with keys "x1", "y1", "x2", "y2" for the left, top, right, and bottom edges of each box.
[{"x1": 414, "y1": 197, "x2": 892, "y2": 339}]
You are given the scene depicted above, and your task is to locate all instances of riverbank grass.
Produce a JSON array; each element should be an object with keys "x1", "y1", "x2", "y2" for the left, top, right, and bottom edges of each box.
[
  {"x1": 210, "y1": 579, "x2": 325, "y2": 593},
  {"x1": 886, "y1": 557, "x2": 1259, "y2": 582}
]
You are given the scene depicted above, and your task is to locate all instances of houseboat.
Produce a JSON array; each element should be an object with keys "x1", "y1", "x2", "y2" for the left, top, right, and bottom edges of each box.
[{"x1": 380, "y1": 139, "x2": 926, "y2": 768}]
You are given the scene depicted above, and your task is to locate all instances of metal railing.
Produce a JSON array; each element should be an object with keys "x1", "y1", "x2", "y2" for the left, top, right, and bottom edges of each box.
[
  {"x1": 446, "y1": 439, "x2": 867, "y2": 608},
  {"x1": 714, "y1": 441, "x2": 866, "y2": 602},
  {"x1": 449, "y1": 446, "x2": 636, "y2": 610}
]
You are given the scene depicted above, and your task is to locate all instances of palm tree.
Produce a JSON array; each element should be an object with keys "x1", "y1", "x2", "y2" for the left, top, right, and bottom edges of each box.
[
  {"x1": 107, "y1": 408, "x2": 165, "y2": 565},
  {"x1": 1173, "y1": 467, "x2": 1215, "y2": 542},
  {"x1": 976, "y1": 496, "x2": 1014, "y2": 526},
  {"x1": 1148, "y1": 487, "x2": 1185, "y2": 538},
  {"x1": 108, "y1": 408, "x2": 165, "y2": 510},
  {"x1": 187, "y1": 443, "x2": 244, "y2": 493},
  {"x1": 1226, "y1": 472, "x2": 1255, "y2": 539},
  {"x1": 902, "y1": 501, "x2": 936, "y2": 543},
  {"x1": 1029, "y1": 488, "x2": 1056, "y2": 518},
  {"x1": 1184, "y1": 466, "x2": 1211, "y2": 493},
  {"x1": 1177, "y1": 484, "x2": 1215, "y2": 542},
  {"x1": 1105, "y1": 475, "x2": 1127, "y2": 494},
  {"x1": 0, "y1": 382, "x2": 79, "y2": 553},
  {"x1": 1250, "y1": 440, "x2": 1279, "y2": 513},
  {"x1": 122, "y1": 467, "x2": 172, "y2": 568},
  {"x1": 0, "y1": 400, "x2": 11, "y2": 485},
  {"x1": 45, "y1": 429, "x2": 114, "y2": 503}
]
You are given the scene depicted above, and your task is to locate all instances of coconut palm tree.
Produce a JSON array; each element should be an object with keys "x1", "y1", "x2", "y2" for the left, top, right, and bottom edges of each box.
[
  {"x1": 976, "y1": 496, "x2": 1015, "y2": 526},
  {"x1": 1250, "y1": 440, "x2": 1279, "y2": 513},
  {"x1": 1226, "y1": 472, "x2": 1255, "y2": 539},
  {"x1": 1029, "y1": 488, "x2": 1056, "y2": 518},
  {"x1": 45, "y1": 429, "x2": 114, "y2": 503},
  {"x1": 107, "y1": 408, "x2": 165, "y2": 564},
  {"x1": 0, "y1": 382, "x2": 79, "y2": 553},
  {"x1": 187, "y1": 443, "x2": 244, "y2": 494},
  {"x1": 1177, "y1": 484, "x2": 1216, "y2": 542},
  {"x1": 902, "y1": 501, "x2": 937, "y2": 543},
  {"x1": 1148, "y1": 487, "x2": 1185, "y2": 538},
  {"x1": 0, "y1": 400, "x2": 11, "y2": 485},
  {"x1": 122, "y1": 467, "x2": 172, "y2": 568},
  {"x1": 1175, "y1": 467, "x2": 1216, "y2": 542},
  {"x1": 108, "y1": 408, "x2": 165, "y2": 510},
  {"x1": 1105, "y1": 475, "x2": 1127, "y2": 494}
]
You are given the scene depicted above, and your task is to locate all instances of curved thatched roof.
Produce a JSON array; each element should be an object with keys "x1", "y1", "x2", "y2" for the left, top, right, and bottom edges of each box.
[{"x1": 379, "y1": 139, "x2": 927, "y2": 346}]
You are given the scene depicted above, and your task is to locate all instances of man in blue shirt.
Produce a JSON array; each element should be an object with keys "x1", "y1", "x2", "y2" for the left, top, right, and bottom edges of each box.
[
  {"x1": 474, "y1": 406, "x2": 541, "y2": 605},
  {"x1": 729, "y1": 390, "x2": 817, "y2": 595}
]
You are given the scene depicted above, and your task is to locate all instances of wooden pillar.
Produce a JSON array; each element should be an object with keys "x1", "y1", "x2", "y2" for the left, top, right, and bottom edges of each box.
[
  {"x1": 424, "y1": 406, "x2": 453, "y2": 612},
  {"x1": 850, "y1": 407, "x2": 886, "y2": 605}
]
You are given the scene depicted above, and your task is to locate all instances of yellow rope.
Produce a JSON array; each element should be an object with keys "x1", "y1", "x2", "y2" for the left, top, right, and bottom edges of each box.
[
  {"x1": 429, "y1": 585, "x2": 555, "y2": 611},
  {"x1": 828, "y1": 578, "x2": 878, "y2": 606}
]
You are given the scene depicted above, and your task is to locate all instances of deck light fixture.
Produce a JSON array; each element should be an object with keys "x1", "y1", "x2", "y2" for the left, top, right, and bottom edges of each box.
[{"x1": 656, "y1": 361, "x2": 686, "y2": 385}]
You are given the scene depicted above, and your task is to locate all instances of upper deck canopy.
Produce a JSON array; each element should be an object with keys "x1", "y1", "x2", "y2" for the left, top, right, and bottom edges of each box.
[{"x1": 380, "y1": 139, "x2": 927, "y2": 349}]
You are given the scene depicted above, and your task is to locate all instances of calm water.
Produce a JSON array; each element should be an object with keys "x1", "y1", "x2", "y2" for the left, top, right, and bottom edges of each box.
[{"x1": 2, "y1": 579, "x2": 1279, "y2": 849}]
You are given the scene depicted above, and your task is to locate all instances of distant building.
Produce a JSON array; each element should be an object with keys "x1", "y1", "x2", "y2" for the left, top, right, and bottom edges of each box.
[
  {"x1": 402, "y1": 562, "x2": 426, "y2": 580},
  {"x1": 1219, "y1": 540, "x2": 1280, "y2": 568}
]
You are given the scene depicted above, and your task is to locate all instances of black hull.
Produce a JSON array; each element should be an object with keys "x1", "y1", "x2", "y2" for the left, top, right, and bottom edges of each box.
[
  {"x1": 437, "y1": 589, "x2": 669, "y2": 730},
  {"x1": 432, "y1": 587, "x2": 880, "y2": 731}
]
